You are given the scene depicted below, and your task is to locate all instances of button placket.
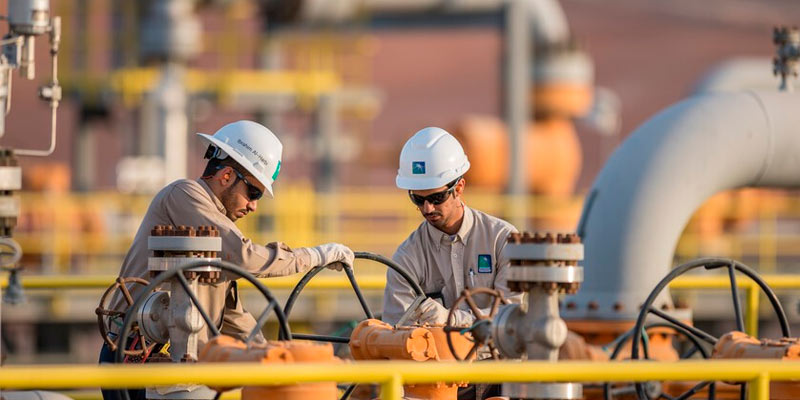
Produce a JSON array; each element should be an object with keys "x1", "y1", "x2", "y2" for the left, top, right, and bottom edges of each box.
[{"x1": 452, "y1": 240, "x2": 463, "y2": 294}]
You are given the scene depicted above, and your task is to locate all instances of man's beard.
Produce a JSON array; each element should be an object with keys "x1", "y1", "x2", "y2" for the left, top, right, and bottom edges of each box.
[
  {"x1": 424, "y1": 210, "x2": 445, "y2": 229},
  {"x1": 220, "y1": 186, "x2": 240, "y2": 221}
]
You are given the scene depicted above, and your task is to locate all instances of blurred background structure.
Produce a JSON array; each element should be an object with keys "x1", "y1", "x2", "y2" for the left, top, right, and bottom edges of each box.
[{"x1": 3, "y1": 0, "x2": 800, "y2": 364}]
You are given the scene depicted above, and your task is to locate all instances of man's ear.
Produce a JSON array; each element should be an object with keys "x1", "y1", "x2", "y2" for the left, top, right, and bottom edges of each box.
[
  {"x1": 217, "y1": 166, "x2": 234, "y2": 187},
  {"x1": 454, "y1": 178, "x2": 466, "y2": 196}
]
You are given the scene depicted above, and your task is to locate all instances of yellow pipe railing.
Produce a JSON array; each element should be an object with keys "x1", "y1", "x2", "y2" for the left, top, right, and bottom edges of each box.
[
  {"x1": 8, "y1": 274, "x2": 800, "y2": 291},
  {"x1": 0, "y1": 274, "x2": 387, "y2": 291},
  {"x1": 4, "y1": 274, "x2": 800, "y2": 336},
  {"x1": 668, "y1": 275, "x2": 800, "y2": 338},
  {"x1": 2, "y1": 360, "x2": 800, "y2": 400}
]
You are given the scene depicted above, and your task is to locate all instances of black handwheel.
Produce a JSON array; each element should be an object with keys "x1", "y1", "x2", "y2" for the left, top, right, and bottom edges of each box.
[
  {"x1": 280, "y1": 251, "x2": 425, "y2": 400},
  {"x1": 603, "y1": 323, "x2": 714, "y2": 400},
  {"x1": 279, "y1": 251, "x2": 425, "y2": 343},
  {"x1": 629, "y1": 258, "x2": 790, "y2": 400},
  {"x1": 114, "y1": 259, "x2": 291, "y2": 400}
]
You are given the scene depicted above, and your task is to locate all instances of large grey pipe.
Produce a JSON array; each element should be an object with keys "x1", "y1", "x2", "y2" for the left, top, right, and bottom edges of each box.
[
  {"x1": 563, "y1": 91, "x2": 800, "y2": 320},
  {"x1": 694, "y1": 58, "x2": 781, "y2": 94}
]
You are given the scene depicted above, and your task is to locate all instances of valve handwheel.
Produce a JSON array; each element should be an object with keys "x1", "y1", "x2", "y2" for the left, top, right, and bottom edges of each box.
[
  {"x1": 627, "y1": 257, "x2": 790, "y2": 400},
  {"x1": 96, "y1": 276, "x2": 155, "y2": 357},
  {"x1": 113, "y1": 260, "x2": 290, "y2": 400},
  {"x1": 444, "y1": 287, "x2": 509, "y2": 361},
  {"x1": 279, "y1": 251, "x2": 425, "y2": 343}
]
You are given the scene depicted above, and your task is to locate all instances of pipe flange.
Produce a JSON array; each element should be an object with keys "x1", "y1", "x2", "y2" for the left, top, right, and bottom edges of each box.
[
  {"x1": 0, "y1": 166, "x2": 21, "y2": 191},
  {"x1": 147, "y1": 236, "x2": 222, "y2": 252},
  {"x1": 505, "y1": 243, "x2": 584, "y2": 262},
  {"x1": 148, "y1": 257, "x2": 222, "y2": 272},
  {"x1": 502, "y1": 382, "x2": 583, "y2": 400},
  {"x1": 507, "y1": 266, "x2": 583, "y2": 284},
  {"x1": 138, "y1": 291, "x2": 170, "y2": 344}
]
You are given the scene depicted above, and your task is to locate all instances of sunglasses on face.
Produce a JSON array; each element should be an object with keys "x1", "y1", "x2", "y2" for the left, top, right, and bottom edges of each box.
[
  {"x1": 408, "y1": 182, "x2": 458, "y2": 207},
  {"x1": 218, "y1": 166, "x2": 263, "y2": 201}
]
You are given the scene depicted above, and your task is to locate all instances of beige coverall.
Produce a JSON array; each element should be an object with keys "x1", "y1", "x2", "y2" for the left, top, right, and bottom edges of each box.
[
  {"x1": 110, "y1": 179, "x2": 317, "y2": 342},
  {"x1": 382, "y1": 205, "x2": 522, "y2": 325}
]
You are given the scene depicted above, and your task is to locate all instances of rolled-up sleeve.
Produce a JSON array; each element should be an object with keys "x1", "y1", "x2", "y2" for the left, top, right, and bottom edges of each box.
[{"x1": 163, "y1": 183, "x2": 314, "y2": 277}]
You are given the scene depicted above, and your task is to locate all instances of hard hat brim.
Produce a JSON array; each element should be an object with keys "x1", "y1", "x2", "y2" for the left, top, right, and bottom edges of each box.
[
  {"x1": 197, "y1": 133, "x2": 275, "y2": 198},
  {"x1": 396, "y1": 170, "x2": 468, "y2": 191}
]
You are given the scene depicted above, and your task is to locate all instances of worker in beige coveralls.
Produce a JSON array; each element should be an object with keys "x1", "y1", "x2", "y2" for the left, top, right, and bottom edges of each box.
[
  {"x1": 100, "y1": 121, "x2": 353, "y2": 378},
  {"x1": 383, "y1": 127, "x2": 523, "y2": 327},
  {"x1": 383, "y1": 127, "x2": 524, "y2": 400}
]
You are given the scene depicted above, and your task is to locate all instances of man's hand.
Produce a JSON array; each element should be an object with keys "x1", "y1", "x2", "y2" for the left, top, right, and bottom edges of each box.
[
  {"x1": 310, "y1": 243, "x2": 355, "y2": 269},
  {"x1": 413, "y1": 298, "x2": 449, "y2": 325}
]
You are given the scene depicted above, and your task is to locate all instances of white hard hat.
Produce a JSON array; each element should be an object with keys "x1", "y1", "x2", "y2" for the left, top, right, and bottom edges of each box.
[
  {"x1": 197, "y1": 120, "x2": 283, "y2": 198},
  {"x1": 396, "y1": 127, "x2": 470, "y2": 190}
]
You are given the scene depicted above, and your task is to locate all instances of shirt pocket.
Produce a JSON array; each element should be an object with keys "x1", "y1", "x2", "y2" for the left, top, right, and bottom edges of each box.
[{"x1": 472, "y1": 272, "x2": 495, "y2": 290}]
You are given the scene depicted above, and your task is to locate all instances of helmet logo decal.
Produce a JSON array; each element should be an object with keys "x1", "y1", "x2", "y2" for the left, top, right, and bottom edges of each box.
[
  {"x1": 272, "y1": 160, "x2": 282, "y2": 181},
  {"x1": 412, "y1": 161, "x2": 426, "y2": 175}
]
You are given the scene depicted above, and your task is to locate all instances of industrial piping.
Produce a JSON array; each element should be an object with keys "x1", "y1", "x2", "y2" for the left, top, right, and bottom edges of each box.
[
  {"x1": 267, "y1": 0, "x2": 571, "y2": 45},
  {"x1": 693, "y1": 58, "x2": 781, "y2": 94},
  {"x1": 564, "y1": 90, "x2": 800, "y2": 320}
]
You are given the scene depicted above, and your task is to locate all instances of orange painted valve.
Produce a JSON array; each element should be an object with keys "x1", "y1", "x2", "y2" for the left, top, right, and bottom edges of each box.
[
  {"x1": 350, "y1": 319, "x2": 474, "y2": 400},
  {"x1": 707, "y1": 331, "x2": 800, "y2": 400},
  {"x1": 200, "y1": 335, "x2": 340, "y2": 400},
  {"x1": 713, "y1": 331, "x2": 800, "y2": 360}
]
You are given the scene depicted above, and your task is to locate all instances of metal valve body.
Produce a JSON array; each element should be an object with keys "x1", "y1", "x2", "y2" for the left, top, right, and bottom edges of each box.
[
  {"x1": 141, "y1": 225, "x2": 222, "y2": 400},
  {"x1": 498, "y1": 232, "x2": 584, "y2": 400}
]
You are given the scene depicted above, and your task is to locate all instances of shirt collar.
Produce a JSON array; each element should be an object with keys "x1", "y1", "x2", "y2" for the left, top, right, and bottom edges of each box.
[
  {"x1": 426, "y1": 204, "x2": 474, "y2": 251},
  {"x1": 196, "y1": 178, "x2": 226, "y2": 215}
]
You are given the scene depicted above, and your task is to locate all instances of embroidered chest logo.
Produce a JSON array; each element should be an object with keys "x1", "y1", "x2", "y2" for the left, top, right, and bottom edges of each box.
[
  {"x1": 477, "y1": 254, "x2": 492, "y2": 273},
  {"x1": 412, "y1": 161, "x2": 426, "y2": 174}
]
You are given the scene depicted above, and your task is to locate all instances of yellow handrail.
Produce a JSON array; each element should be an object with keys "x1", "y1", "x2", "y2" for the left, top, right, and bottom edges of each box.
[
  {"x1": 9, "y1": 274, "x2": 799, "y2": 291},
  {"x1": 668, "y1": 275, "x2": 800, "y2": 337},
  {"x1": 14, "y1": 188, "x2": 800, "y2": 274},
  {"x1": 4, "y1": 274, "x2": 800, "y2": 337},
  {"x1": 0, "y1": 360, "x2": 798, "y2": 400},
  {"x1": 0, "y1": 274, "x2": 387, "y2": 290}
]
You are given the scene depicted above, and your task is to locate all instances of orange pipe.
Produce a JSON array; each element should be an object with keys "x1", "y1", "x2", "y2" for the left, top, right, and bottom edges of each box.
[
  {"x1": 350, "y1": 319, "x2": 438, "y2": 362},
  {"x1": 199, "y1": 336, "x2": 339, "y2": 400}
]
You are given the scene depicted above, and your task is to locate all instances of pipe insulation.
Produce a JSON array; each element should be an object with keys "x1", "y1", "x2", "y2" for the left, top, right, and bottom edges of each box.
[{"x1": 564, "y1": 91, "x2": 800, "y2": 320}]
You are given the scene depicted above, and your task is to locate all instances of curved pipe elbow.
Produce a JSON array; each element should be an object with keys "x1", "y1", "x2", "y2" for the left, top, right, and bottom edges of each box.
[{"x1": 565, "y1": 91, "x2": 800, "y2": 320}]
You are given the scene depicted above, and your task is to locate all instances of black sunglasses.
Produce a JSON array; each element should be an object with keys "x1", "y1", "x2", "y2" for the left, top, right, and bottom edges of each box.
[
  {"x1": 408, "y1": 179, "x2": 459, "y2": 207},
  {"x1": 218, "y1": 166, "x2": 263, "y2": 201}
]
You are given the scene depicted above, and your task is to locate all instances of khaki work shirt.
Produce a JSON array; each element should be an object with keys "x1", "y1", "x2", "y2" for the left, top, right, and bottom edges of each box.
[
  {"x1": 382, "y1": 205, "x2": 522, "y2": 325},
  {"x1": 110, "y1": 179, "x2": 315, "y2": 343}
]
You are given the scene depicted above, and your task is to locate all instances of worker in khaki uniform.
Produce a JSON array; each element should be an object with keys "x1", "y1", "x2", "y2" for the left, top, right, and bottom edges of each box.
[
  {"x1": 382, "y1": 127, "x2": 523, "y2": 327},
  {"x1": 101, "y1": 121, "x2": 353, "y2": 399}
]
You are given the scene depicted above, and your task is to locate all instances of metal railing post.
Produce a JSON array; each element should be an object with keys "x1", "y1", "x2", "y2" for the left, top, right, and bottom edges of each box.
[
  {"x1": 746, "y1": 282, "x2": 760, "y2": 337},
  {"x1": 381, "y1": 373, "x2": 403, "y2": 400},
  {"x1": 748, "y1": 372, "x2": 770, "y2": 400}
]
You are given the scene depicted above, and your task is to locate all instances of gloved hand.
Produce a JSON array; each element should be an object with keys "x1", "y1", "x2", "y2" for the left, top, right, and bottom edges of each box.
[
  {"x1": 412, "y1": 298, "x2": 475, "y2": 326},
  {"x1": 413, "y1": 298, "x2": 449, "y2": 325},
  {"x1": 326, "y1": 262, "x2": 345, "y2": 272},
  {"x1": 308, "y1": 243, "x2": 355, "y2": 270}
]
